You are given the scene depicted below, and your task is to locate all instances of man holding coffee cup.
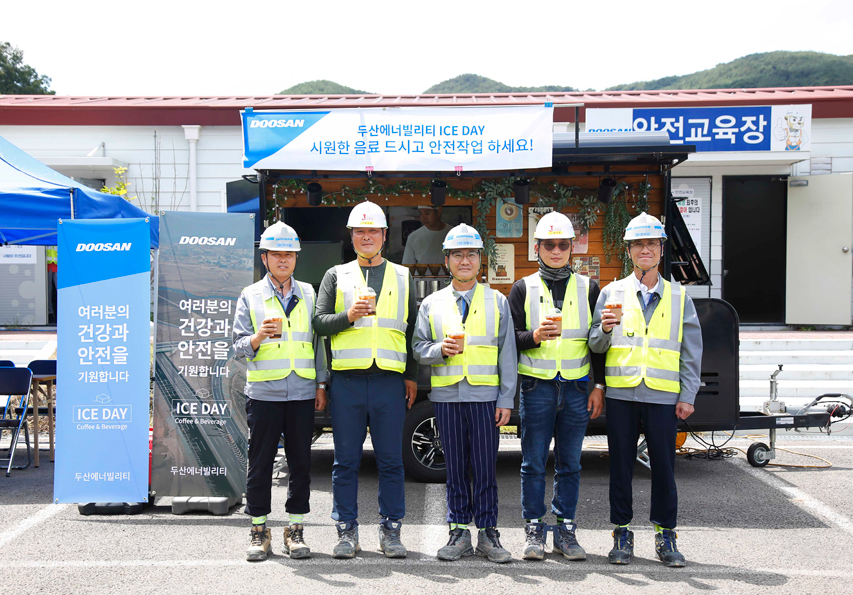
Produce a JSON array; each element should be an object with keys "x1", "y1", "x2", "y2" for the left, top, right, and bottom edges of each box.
[
  {"x1": 508, "y1": 211, "x2": 606, "y2": 562},
  {"x1": 589, "y1": 212, "x2": 702, "y2": 568},
  {"x1": 413, "y1": 223, "x2": 516, "y2": 564},
  {"x1": 232, "y1": 222, "x2": 328, "y2": 561},
  {"x1": 313, "y1": 200, "x2": 418, "y2": 559}
]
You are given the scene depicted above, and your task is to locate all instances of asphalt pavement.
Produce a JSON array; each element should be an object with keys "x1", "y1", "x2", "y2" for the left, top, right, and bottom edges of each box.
[{"x1": 2, "y1": 434, "x2": 853, "y2": 594}]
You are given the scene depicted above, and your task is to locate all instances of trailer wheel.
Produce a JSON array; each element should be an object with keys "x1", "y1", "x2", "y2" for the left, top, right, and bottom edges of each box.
[
  {"x1": 746, "y1": 442, "x2": 771, "y2": 468},
  {"x1": 402, "y1": 401, "x2": 446, "y2": 483}
]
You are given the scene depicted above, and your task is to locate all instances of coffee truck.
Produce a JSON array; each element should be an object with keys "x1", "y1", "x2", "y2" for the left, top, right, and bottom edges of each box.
[{"x1": 239, "y1": 104, "x2": 835, "y2": 481}]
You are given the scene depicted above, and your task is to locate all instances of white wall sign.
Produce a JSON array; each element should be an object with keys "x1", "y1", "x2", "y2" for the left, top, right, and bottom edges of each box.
[
  {"x1": 672, "y1": 187, "x2": 702, "y2": 249},
  {"x1": 528, "y1": 206, "x2": 552, "y2": 261},
  {"x1": 488, "y1": 244, "x2": 514, "y2": 284},
  {"x1": 0, "y1": 245, "x2": 37, "y2": 263},
  {"x1": 241, "y1": 106, "x2": 554, "y2": 171}
]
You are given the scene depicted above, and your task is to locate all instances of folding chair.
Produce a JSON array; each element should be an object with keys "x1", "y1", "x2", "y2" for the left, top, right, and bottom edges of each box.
[
  {"x1": 0, "y1": 361, "x2": 15, "y2": 367},
  {"x1": 27, "y1": 360, "x2": 57, "y2": 465},
  {"x1": 0, "y1": 367, "x2": 33, "y2": 476}
]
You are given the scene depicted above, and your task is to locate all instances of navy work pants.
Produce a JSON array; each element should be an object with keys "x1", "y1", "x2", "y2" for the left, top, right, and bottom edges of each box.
[
  {"x1": 605, "y1": 397, "x2": 679, "y2": 529},
  {"x1": 244, "y1": 397, "x2": 315, "y2": 518},
  {"x1": 330, "y1": 371, "x2": 406, "y2": 523}
]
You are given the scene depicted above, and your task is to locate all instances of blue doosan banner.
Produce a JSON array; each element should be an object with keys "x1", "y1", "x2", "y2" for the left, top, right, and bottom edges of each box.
[
  {"x1": 55, "y1": 219, "x2": 152, "y2": 504},
  {"x1": 586, "y1": 104, "x2": 812, "y2": 152}
]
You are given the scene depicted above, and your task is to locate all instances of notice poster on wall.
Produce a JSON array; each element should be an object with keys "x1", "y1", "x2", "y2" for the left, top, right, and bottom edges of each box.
[
  {"x1": 528, "y1": 206, "x2": 552, "y2": 260},
  {"x1": 55, "y1": 219, "x2": 151, "y2": 504},
  {"x1": 672, "y1": 186, "x2": 702, "y2": 250},
  {"x1": 488, "y1": 244, "x2": 515, "y2": 284},
  {"x1": 0, "y1": 245, "x2": 37, "y2": 263},
  {"x1": 152, "y1": 212, "x2": 254, "y2": 498}
]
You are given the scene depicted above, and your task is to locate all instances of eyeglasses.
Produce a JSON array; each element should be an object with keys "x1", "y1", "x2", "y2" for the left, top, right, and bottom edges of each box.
[
  {"x1": 540, "y1": 241, "x2": 572, "y2": 252},
  {"x1": 448, "y1": 251, "x2": 481, "y2": 262},
  {"x1": 629, "y1": 240, "x2": 661, "y2": 251}
]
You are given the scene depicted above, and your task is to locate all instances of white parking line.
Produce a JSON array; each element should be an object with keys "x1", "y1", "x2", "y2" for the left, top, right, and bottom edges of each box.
[
  {"x1": 6, "y1": 558, "x2": 851, "y2": 579},
  {"x1": 737, "y1": 460, "x2": 853, "y2": 535},
  {"x1": 0, "y1": 504, "x2": 67, "y2": 549},
  {"x1": 421, "y1": 483, "x2": 446, "y2": 555}
]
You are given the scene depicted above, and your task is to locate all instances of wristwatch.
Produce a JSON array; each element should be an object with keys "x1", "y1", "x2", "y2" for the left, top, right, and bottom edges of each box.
[
  {"x1": 594, "y1": 383, "x2": 606, "y2": 393},
  {"x1": 317, "y1": 383, "x2": 328, "y2": 391}
]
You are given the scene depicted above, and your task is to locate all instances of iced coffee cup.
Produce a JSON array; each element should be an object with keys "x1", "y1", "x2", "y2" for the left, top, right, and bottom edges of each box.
[
  {"x1": 268, "y1": 317, "x2": 283, "y2": 338},
  {"x1": 546, "y1": 307, "x2": 563, "y2": 333},
  {"x1": 605, "y1": 300, "x2": 623, "y2": 325},
  {"x1": 360, "y1": 287, "x2": 377, "y2": 316},
  {"x1": 447, "y1": 326, "x2": 466, "y2": 354}
]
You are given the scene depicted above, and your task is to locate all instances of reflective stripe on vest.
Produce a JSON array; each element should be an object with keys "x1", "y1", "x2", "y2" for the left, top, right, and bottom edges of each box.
[
  {"x1": 604, "y1": 277, "x2": 684, "y2": 393},
  {"x1": 518, "y1": 273, "x2": 591, "y2": 380},
  {"x1": 331, "y1": 260, "x2": 409, "y2": 373},
  {"x1": 428, "y1": 284, "x2": 499, "y2": 387},
  {"x1": 246, "y1": 279, "x2": 316, "y2": 382}
]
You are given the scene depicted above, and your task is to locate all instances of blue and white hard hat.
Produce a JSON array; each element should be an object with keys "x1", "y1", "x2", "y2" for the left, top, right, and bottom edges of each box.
[
  {"x1": 443, "y1": 223, "x2": 484, "y2": 251},
  {"x1": 260, "y1": 221, "x2": 301, "y2": 252},
  {"x1": 623, "y1": 212, "x2": 667, "y2": 242}
]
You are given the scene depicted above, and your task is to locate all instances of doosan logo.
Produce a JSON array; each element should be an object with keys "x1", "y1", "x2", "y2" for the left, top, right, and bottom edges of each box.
[
  {"x1": 179, "y1": 236, "x2": 237, "y2": 246},
  {"x1": 76, "y1": 243, "x2": 132, "y2": 252},
  {"x1": 249, "y1": 119, "x2": 305, "y2": 128}
]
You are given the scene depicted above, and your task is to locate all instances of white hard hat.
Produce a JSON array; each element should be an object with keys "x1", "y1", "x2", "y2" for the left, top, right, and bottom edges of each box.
[
  {"x1": 534, "y1": 211, "x2": 575, "y2": 240},
  {"x1": 624, "y1": 212, "x2": 667, "y2": 242},
  {"x1": 417, "y1": 205, "x2": 437, "y2": 210},
  {"x1": 443, "y1": 223, "x2": 484, "y2": 251},
  {"x1": 347, "y1": 201, "x2": 387, "y2": 228},
  {"x1": 260, "y1": 221, "x2": 301, "y2": 251}
]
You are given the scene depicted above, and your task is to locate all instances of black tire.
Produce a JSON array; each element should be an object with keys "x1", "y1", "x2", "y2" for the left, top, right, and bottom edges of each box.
[
  {"x1": 402, "y1": 400, "x2": 446, "y2": 483},
  {"x1": 746, "y1": 442, "x2": 771, "y2": 468}
]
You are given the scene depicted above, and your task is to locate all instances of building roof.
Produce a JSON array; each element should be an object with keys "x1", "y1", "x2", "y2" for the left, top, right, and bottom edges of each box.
[{"x1": 2, "y1": 86, "x2": 852, "y2": 126}]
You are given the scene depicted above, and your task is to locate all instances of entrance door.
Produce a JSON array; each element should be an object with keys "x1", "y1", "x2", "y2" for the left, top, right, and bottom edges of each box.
[
  {"x1": 722, "y1": 177, "x2": 787, "y2": 323},
  {"x1": 786, "y1": 173, "x2": 853, "y2": 325}
]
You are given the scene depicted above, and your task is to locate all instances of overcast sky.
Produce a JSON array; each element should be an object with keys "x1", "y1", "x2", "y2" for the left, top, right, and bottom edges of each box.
[{"x1": 2, "y1": 0, "x2": 851, "y2": 96}]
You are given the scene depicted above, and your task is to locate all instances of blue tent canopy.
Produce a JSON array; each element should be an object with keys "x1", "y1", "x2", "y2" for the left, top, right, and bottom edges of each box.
[{"x1": 0, "y1": 136, "x2": 159, "y2": 248}]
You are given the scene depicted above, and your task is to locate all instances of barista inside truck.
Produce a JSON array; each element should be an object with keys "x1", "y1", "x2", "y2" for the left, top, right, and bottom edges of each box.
[{"x1": 402, "y1": 205, "x2": 451, "y2": 265}]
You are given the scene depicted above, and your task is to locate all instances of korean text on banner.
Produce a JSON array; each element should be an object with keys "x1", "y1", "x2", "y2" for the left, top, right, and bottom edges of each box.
[
  {"x1": 241, "y1": 106, "x2": 554, "y2": 172},
  {"x1": 152, "y1": 212, "x2": 254, "y2": 498},
  {"x1": 55, "y1": 219, "x2": 151, "y2": 504}
]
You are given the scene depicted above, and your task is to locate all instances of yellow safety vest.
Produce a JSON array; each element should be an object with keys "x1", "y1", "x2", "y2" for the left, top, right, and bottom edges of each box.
[
  {"x1": 604, "y1": 277, "x2": 685, "y2": 393},
  {"x1": 245, "y1": 278, "x2": 316, "y2": 383},
  {"x1": 518, "y1": 273, "x2": 591, "y2": 380},
  {"x1": 427, "y1": 283, "x2": 499, "y2": 387},
  {"x1": 46, "y1": 246, "x2": 58, "y2": 266},
  {"x1": 331, "y1": 260, "x2": 409, "y2": 373}
]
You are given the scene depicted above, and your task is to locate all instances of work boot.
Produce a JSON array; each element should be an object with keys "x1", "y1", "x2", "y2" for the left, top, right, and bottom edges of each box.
[
  {"x1": 476, "y1": 528, "x2": 512, "y2": 564},
  {"x1": 283, "y1": 523, "x2": 311, "y2": 559},
  {"x1": 437, "y1": 527, "x2": 474, "y2": 561},
  {"x1": 608, "y1": 526, "x2": 634, "y2": 565},
  {"x1": 333, "y1": 521, "x2": 361, "y2": 559},
  {"x1": 554, "y1": 521, "x2": 587, "y2": 560},
  {"x1": 522, "y1": 522, "x2": 546, "y2": 561},
  {"x1": 246, "y1": 525, "x2": 271, "y2": 561},
  {"x1": 378, "y1": 519, "x2": 408, "y2": 558},
  {"x1": 655, "y1": 529, "x2": 686, "y2": 568}
]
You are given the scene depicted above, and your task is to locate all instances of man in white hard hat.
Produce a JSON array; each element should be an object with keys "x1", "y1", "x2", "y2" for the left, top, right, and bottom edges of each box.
[
  {"x1": 413, "y1": 223, "x2": 516, "y2": 564},
  {"x1": 508, "y1": 210, "x2": 606, "y2": 562},
  {"x1": 589, "y1": 211, "x2": 702, "y2": 568},
  {"x1": 232, "y1": 221, "x2": 328, "y2": 561},
  {"x1": 402, "y1": 205, "x2": 450, "y2": 265},
  {"x1": 313, "y1": 201, "x2": 418, "y2": 559}
]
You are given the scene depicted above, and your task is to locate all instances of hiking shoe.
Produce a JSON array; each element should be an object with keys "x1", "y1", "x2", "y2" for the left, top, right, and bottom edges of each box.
[
  {"x1": 378, "y1": 519, "x2": 408, "y2": 558},
  {"x1": 554, "y1": 522, "x2": 587, "y2": 560},
  {"x1": 608, "y1": 526, "x2": 634, "y2": 565},
  {"x1": 655, "y1": 529, "x2": 686, "y2": 568},
  {"x1": 283, "y1": 523, "x2": 311, "y2": 559},
  {"x1": 476, "y1": 528, "x2": 512, "y2": 564},
  {"x1": 333, "y1": 521, "x2": 361, "y2": 559},
  {"x1": 522, "y1": 522, "x2": 546, "y2": 561},
  {"x1": 437, "y1": 528, "x2": 474, "y2": 561},
  {"x1": 246, "y1": 525, "x2": 271, "y2": 561}
]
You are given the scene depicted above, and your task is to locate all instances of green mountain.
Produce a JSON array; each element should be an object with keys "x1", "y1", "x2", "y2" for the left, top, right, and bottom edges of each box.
[
  {"x1": 424, "y1": 74, "x2": 578, "y2": 94},
  {"x1": 607, "y1": 51, "x2": 853, "y2": 91},
  {"x1": 278, "y1": 80, "x2": 369, "y2": 94}
]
